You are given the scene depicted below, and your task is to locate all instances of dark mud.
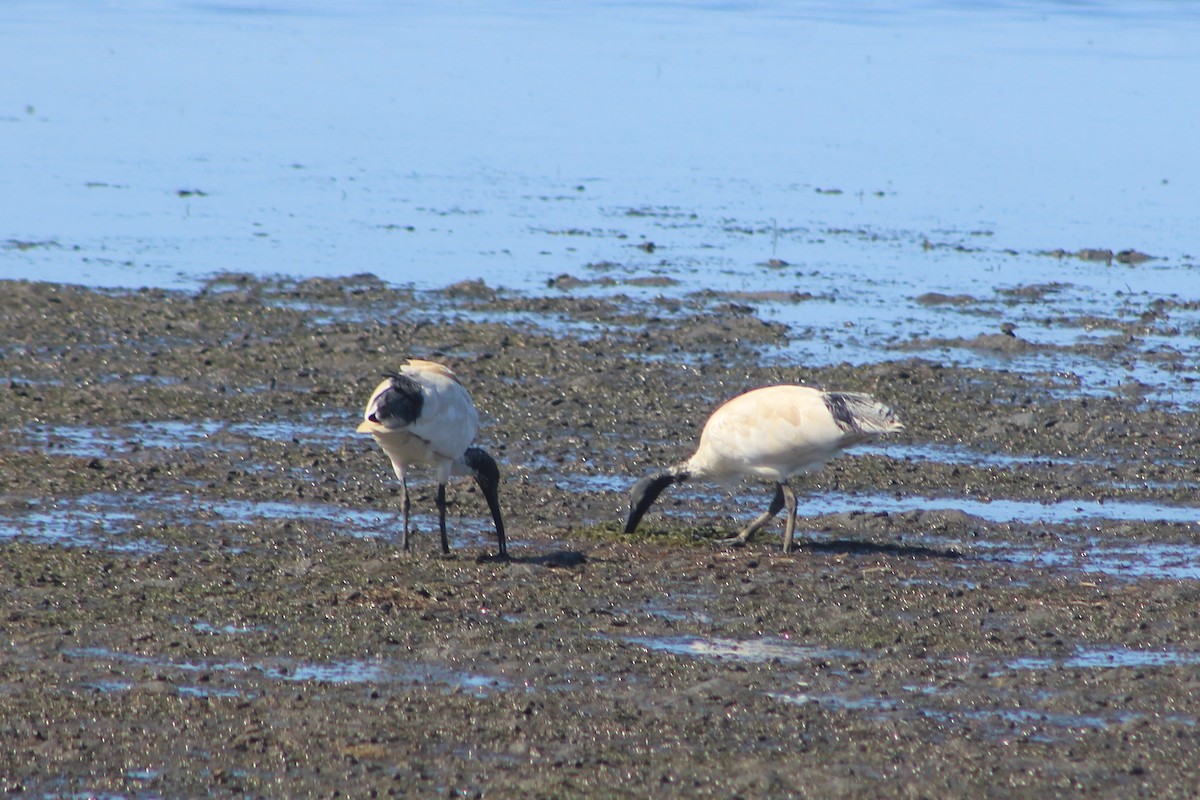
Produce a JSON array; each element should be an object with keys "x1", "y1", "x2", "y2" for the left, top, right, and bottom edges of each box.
[{"x1": 3, "y1": 275, "x2": 1200, "y2": 797}]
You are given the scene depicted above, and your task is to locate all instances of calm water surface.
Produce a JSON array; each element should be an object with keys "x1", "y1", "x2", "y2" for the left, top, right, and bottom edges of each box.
[{"x1": 2, "y1": 0, "x2": 1199, "y2": 394}]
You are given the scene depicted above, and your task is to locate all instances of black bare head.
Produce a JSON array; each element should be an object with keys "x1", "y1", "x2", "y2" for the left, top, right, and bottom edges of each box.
[
  {"x1": 367, "y1": 372, "x2": 424, "y2": 428},
  {"x1": 624, "y1": 467, "x2": 690, "y2": 534},
  {"x1": 463, "y1": 446, "x2": 507, "y2": 559}
]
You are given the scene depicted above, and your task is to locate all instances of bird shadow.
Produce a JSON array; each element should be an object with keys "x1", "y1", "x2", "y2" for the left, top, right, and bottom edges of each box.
[{"x1": 790, "y1": 537, "x2": 962, "y2": 560}]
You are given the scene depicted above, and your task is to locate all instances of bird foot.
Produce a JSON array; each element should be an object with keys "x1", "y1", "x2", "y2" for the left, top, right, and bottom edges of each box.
[{"x1": 716, "y1": 534, "x2": 750, "y2": 548}]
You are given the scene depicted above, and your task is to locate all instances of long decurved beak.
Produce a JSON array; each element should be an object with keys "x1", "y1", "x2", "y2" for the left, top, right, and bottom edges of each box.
[
  {"x1": 624, "y1": 469, "x2": 688, "y2": 533},
  {"x1": 464, "y1": 447, "x2": 507, "y2": 559}
]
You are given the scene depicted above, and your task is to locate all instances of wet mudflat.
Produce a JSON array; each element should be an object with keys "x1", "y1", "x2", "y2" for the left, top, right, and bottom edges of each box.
[{"x1": 2, "y1": 274, "x2": 1200, "y2": 798}]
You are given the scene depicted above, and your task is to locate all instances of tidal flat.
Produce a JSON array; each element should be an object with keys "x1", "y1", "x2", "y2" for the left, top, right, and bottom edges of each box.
[{"x1": 2, "y1": 275, "x2": 1200, "y2": 797}]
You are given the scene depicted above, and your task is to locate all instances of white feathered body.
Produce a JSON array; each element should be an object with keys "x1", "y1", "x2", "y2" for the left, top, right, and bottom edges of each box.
[
  {"x1": 687, "y1": 385, "x2": 901, "y2": 487},
  {"x1": 356, "y1": 359, "x2": 479, "y2": 483}
]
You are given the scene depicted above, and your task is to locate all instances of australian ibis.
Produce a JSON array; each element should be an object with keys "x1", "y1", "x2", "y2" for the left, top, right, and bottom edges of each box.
[
  {"x1": 624, "y1": 385, "x2": 902, "y2": 553},
  {"x1": 356, "y1": 359, "x2": 507, "y2": 558}
]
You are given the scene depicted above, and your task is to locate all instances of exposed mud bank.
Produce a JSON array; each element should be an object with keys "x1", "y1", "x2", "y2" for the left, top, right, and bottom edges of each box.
[{"x1": 2, "y1": 275, "x2": 1200, "y2": 797}]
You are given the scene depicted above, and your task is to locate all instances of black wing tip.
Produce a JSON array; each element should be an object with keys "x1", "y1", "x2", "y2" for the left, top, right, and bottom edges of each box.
[{"x1": 823, "y1": 391, "x2": 902, "y2": 434}]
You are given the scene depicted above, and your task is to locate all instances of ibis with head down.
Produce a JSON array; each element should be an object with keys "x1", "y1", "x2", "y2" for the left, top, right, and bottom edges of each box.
[
  {"x1": 624, "y1": 385, "x2": 902, "y2": 553},
  {"x1": 356, "y1": 359, "x2": 507, "y2": 558}
]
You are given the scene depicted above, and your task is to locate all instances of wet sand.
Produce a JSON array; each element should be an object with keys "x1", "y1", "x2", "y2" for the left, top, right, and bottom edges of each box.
[{"x1": 3, "y1": 275, "x2": 1200, "y2": 797}]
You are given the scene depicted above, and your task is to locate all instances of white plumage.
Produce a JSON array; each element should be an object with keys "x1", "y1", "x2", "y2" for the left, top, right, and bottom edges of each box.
[
  {"x1": 357, "y1": 359, "x2": 506, "y2": 558},
  {"x1": 624, "y1": 384, "x2": 902, "y2": 553}
]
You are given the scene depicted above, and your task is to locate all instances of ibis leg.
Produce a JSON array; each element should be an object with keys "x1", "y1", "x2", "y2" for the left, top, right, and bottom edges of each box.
[
  {"x1": 400, "y1": 473, "x2": 411, "y2": 551},
  {"x1": 721, "y1": 483, "x2": 786, "y2": 546},
  {"x1": 436, "y1": 483, "x2": 450, "y2": 555},
  {"x1": 780, "y1": 483, "x2": 799, "y2": 554}
]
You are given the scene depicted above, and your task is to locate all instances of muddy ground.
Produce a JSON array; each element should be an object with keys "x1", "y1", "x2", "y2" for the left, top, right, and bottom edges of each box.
[{"x1": 2, "y1": 274, "x2": 1200, "y2": 798}]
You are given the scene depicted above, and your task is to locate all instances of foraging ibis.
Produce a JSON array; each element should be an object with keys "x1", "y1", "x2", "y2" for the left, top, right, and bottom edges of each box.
[
  {"x1": 356, "y1": 359, "x2": 507, "y2": 558},
  {"x1": 624, "y1": 385, "x2": 902, "y2": 553}
]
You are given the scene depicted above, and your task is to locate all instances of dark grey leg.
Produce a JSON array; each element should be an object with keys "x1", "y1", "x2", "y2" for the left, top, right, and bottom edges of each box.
[
  {"x1": 780, "y1": 483, "x2": 799, "y2": 554},
  {"x1": 721, "y1": 483, "x2": 786, "y2": 546},
  {"x1": 400, "y1": 473, "x2": 411, "y2": 551},
  {"x1": 436, "y1": 483, "x2": 450, "y2": 555}
]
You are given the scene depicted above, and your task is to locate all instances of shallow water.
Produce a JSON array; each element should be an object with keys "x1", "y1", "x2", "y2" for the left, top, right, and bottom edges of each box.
[
  {"x1": 1009, "y1": 646, "x2": 1200, "y2": 671},
  {"x1": 4, "y1": 1, "x2": 1199, "y2": 410},
  {"x1": 0, "y1": 491, "x2": 495, "y2": 552},
  {"x1": 6, "y1": 1, "x2": 1199, "y2": 286},
  {"x1": 644, "y1": 480, "x2": 1200, "y2": 526},
  {"x1": 986, "y1": 539, "x2": 1200, "y2": 582},
  {"x1": 625, "y1": 634, "x2": 861, "y2": 664},
  {"x1": 630, "y1": 634, "x2": 1200, "y2": 736},
  {"x1": 20, "y1": 416, "x2": 352, "y2": 460},
  {"x1": 71, "y1": 634, "x2": 1200, "y2": 740},
  {"x1": 66, "y1": 647, "x2": 510, "y2": 698}
]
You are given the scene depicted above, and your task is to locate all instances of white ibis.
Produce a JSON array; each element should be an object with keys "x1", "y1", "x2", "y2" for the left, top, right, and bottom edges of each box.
[
  {"x1": 356, "y1": 359, "x2": 507, "y2": 558},
  {"x1": 624, "y1": 385, "x2": 902, "y2": 553}
]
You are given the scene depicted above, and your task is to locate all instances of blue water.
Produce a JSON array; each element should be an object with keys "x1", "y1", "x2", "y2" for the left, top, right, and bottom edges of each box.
[
  {"x1": 625, "y1": 634, "x2": 861, "y2": 663},
  {"x1": 2, "y1": 0, "x2": 1197, "y2": 292},
  {"x1": 1010, "y1": 646, "x2": 1200, "y2": 671},
  {"x1": 4, "y1": 0, "x2": 1199, "y2": 412},
  {"x1": 5, "y1": 0, "x2": 1198, "y2": 411}
]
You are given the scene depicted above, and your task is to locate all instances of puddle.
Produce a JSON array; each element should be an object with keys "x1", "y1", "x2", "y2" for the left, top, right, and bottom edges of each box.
[
  {"x1": 547, "y1": 471, "x2": 631, "y2": 494},
  {"x1": 888, "y1": 344, "x2": 1189, "y2": 408},
  {"x1": 858, "y1": 442, "x2": 1031, "y2": 468},
  {"x1": 772, "y1": 676, "x2": 1198, "y2": 737},
  {"x1": 0, "y1": 495, "x2": 166, "y2": 554},
  {"x1": 761, "y1": 258, "x2": 1200, "y2": 409},
  {"x1": 453, "y1": 307, "x2": 617, "y2": 341},
  {"x1": 83, "y1": 679, "x2": 134, "y2": 694},
  {"x1": 0, "y1": 492, "x2": 497, "y2": 552},
  {"x1": 21, "y1": 416, "x2": 351, "y2": 459},
  {"x1": 177, "y1": 685, "x2": 242, "y2": 699},
  {"x1": 201, "y1": 497, "x2": 498, "y2": 549},
  {"x1": 624, "y1": 635, "x2": 861, "y2": 664},
  {"x1": 1009, "y1": 646, "x2": 1200, "y2": 671},
  {"x1": 126, "y1": 769, "x2": 160, "y2": 782},
  {"x1": 513, "y1": 453, "x2": 632, "y2": 493},
  {"x1": 658, "y1": 486, "x2": 1200, "y2": 527},
  {"x1": 64, "y1": 647, "x2": 510, "y2": 697},
  {"x1": 190, "y1": 620, "x2": 269, "y2": 636},
  {"x1": 915, "y1": 706, "x2": 1141, "y2": 738},
  {"x1": 882, "y1": 495, "x2": 1199, "y2": 526},
  {"x1": 262, "y1": 660, "x2": 507, "y2": 694},
  {"x1": 200, "y1": 497, "x2": 393, "y2": 531},
  {"x1": 20, "y1": 420, "x2": 217, "y2": 458},
  {"x1": 769, "y1": 690, "x2": 895, "y2": 713},
  {"x1": 976, "y1": 539, "x2": 1200, "y2": 582}
]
